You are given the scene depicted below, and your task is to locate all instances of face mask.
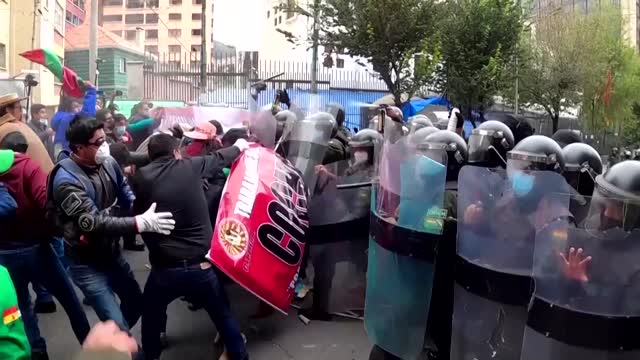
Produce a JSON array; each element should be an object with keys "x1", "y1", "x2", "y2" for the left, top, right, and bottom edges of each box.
[
  {"x1": 95, "y1": 142, "x2": 110, "y2": 165},
  {"x1": 354, "y1": 151, "x2": 368, "y2": 163},
  {"x1": 39, "y1": 118, "x2": 48, "y2": 127},
  {"x1": 115, "y1": 126, "x2": 126, "y2": 137},
  {"x1": 511, "y1": 171, "x2": 535, "y2": 197}
]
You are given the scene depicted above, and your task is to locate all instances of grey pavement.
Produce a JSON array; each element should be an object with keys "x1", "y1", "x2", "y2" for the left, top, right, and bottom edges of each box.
[{"x1": 37, "y1": 249, "x2": 372, "y2": 360}]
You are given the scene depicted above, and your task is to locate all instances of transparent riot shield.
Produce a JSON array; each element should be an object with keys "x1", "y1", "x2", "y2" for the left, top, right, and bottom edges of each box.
[
  {"x1": 284, "y1": 112, "x2": 334, "y2": 196},
  {"x1": 451, "y1": 166, "x2": 572, "y2": 360},
  {"x1": 248, "y1": 98, "x2": 277, "y2": 149},
  {"x1": 306, "y1": 159, "x2": 375, "y2": 318},
  {"x1": 521, "y1": 195, "x2": 640, "y2": 360},
  {"x1": 365, "y1": 138, "x2": 448, "y2": 359}
]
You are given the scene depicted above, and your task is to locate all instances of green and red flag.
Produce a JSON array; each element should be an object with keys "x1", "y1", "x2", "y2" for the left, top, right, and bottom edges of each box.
[{"x1": 19, "y1": 48, "x2": 84, "y2": 98}]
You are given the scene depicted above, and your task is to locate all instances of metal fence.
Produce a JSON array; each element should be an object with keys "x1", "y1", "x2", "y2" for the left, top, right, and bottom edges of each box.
[{"x1": 143, "y1": 53, "x2": 389, "y2": 130}]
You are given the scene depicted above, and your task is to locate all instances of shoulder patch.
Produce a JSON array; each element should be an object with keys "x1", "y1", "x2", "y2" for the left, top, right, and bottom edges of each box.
[{"x1": 61, "y1": 193, "x2": 83, "y2": 216}]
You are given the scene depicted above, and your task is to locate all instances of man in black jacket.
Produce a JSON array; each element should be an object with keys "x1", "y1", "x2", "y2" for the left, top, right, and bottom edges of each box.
[
  {"x1": 49, "y1": 116, "x2": 175, "y2": 333},
  {"x1": 131, "y1": 134, "x2": 249, "y2": 360}
]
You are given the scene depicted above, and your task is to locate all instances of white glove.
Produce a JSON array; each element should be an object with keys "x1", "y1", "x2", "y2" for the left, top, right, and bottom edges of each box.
[
  {"x1": 233, "y1": 138, "x2": 250, "y2": 152},
  {"x1": 135, "y1": 203, "x2": 175, "y2": 235}
]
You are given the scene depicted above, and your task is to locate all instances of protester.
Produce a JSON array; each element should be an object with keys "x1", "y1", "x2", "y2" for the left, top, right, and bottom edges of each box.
[
  {"x1": 0, "y1": 147, "x2": 90, "y2": 360},
  {"x1": 52, "y1": 84, "x2": 97, "y2": 160},
  {"x1": 0, "y1": 265, "x2": 30, "y2": 360},
  {"x1": 183, "y1": 122, "x2": 221, "y2": 157},
  {"x1": 0, "y1": 93, "x2": 53, "y2": 173},
  {"x1": 28, "y1": 104, "x2": 55, "y2": 160},
  {"x1": 128, "y1": 102, "x2": 158, "y2": 151},
  {"x1": 49, "y1": 115, "x2": 175, "y2": 333},
  {"x1": 131, "y1": 133, "x2": 249, "y2": 360}
]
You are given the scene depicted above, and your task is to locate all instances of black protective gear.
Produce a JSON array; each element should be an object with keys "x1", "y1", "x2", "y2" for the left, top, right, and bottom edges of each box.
[
  {"x1": 597, "y1": 160, "x2": 640, "y2": 198},
  {"x1": 552, "y1": 129, "x2": 583, "y2": 148},
  {"x1": 562, "y1": 142, "x2": 602, "y2": 197},
  {"x1": 421, "y1": 130, "x2": 468, "y2": 182},
  {"x1": 508, "y1": 135, "x2": 565, "y2": 172},
  {"x1": 468, "y1": 120, "x2": 514, "y2": 168},
  {"x1": 488, "y1": 113, "x2": 534, "y2": 145}
]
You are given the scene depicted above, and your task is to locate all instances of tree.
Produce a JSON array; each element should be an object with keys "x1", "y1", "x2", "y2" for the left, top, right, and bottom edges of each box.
[
  {"x1": 278, "y1": 0, "x2": 440, "y2": 106},
  {"x1": 437, "y1": 0, "x2": 522, "y2": 117},
  {"x1": 509, "y1": 6, "x2": 639, "y2": 133}
]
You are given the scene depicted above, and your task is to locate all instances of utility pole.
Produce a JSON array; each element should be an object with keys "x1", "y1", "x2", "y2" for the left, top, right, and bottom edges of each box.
[
  {"x1": 310, "y1": 0, "x2": 320, "y2": 95},
  {"x1": 200, "y1": 0, "x2": 207, "y2": 102},
  {"x1": 89, "y1": 0, "x2": 98, "y2": 84}
]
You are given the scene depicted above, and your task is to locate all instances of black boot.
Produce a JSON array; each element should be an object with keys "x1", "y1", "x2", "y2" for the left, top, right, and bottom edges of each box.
[{"x1": 34, "y1": 301, "x2": 57, "y2": 314}]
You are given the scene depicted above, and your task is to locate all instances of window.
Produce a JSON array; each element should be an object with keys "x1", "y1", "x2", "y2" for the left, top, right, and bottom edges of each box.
[
  {"x1": 119, "y1": 58, "x2": 127, "y2": 73},
  {"x1": 168, "y1": 29, "x2": 182, "y2": 37},
  {"x1": 192, "y1": 13, "x2": 201, "y2": 20},
  {"x1": 66, "y1": 12, "x2": 72, "y2": 23},
  {"x1": 168, "y1": 13, "x2": 181, "y2": 20},
  {"x1": 0, "y1": 44, "x2": 6, "y2": 69},
  {"x1": 168, "y1": 45, "x2": 182, "y2": 53},
  {"x1": 146, "y1": 14, "x2": 158, "y2": 23},
  {"x1": 168, "y1": 60, "x2": 181, "y2": 68},
  {"x1": 145, "y1": 45, "x2": 158, "y2": 55},
  {"x1": 103, "y1": 15, "x2": 123, "y2": 22},
  {"x1": 72, "y1": 15, "x2": 81, "y2": 25},
  {"x1": 170, "y1": 0, "x2": 182, "y2": 4},
  {"x1": 191, "y1": 45, "x2": 202, "y2": 53},
  {"x1": 104, "y1": 0, "x2": 123, "y2": 5},
  {"x1": 126, "y1": 0, "x2": 144, "y2": 8},
  {"x1": 125, "y1": 30, "x2": 137, "y2": 41},
  {"x1": 54, "y1": 3, "x2": 64, "y2": 31},
  {"x1": 146, "y1": 29, "x2": 158, "y2": 39},
  {"x1": 125, "y1": 14, "x2": 144, "y2": 24},
  {"x1": 146, "y1": 0, "x2": 159, "y2": 7},
  {"x1": 191, "y1": 29, "x2": 201, "y2": 36},
  {"x1": 193, "y1": 0, "x2": 202, "y2": 3},
  {"x1": 336, "y1": 58, "x2": 345, "y2": 68}
]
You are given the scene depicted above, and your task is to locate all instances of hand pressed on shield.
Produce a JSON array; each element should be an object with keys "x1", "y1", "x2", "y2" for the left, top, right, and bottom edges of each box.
[
  {"x1": 463, "y1": 201, "x2": 483, "y2": 224},
  {"x1": 558, "y1": 247, "x2": 592, "y2": 283},
  {"x1": 135, "y1": 202, "x2": 175, "y2": 235},
  {"x1": 82, "y1": 321, "x2": 138, "y2": 358}
]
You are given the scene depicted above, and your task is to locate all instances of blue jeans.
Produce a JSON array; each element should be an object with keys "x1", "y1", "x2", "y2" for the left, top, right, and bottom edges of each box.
[
  {"x1": 33, "y1": 237, "x2": 66, "y2": 304},
  {"x1": 68, "y1": 253, "x2": 143, "y2": 332},
  {"x1": 0, "y1": 244, "x2": 90, "y2": 354},
  {"x1": 142, "y1": 262, "x2": 248, "y2": 360}
]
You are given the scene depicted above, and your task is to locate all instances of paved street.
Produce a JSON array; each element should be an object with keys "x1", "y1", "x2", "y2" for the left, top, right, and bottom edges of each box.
[{"x1": 37, "y1": 249, "x2": 372, "y2": 360}]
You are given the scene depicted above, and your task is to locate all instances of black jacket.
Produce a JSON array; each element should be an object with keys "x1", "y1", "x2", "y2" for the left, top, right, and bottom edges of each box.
[
  {"x1": 131, "y1": 146, "x2": 240, "y2": 268},
  {"x1": 49, "y1": 157, "x2": 137, "y2": 264}
]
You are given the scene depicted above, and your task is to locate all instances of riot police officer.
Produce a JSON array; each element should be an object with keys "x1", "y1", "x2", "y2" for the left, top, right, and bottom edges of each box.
[
  {"x1": 561, "y1": 142, "x2": 603, "y2": 224},
  {"x1": 552, "y1": 129, "x2": 583, "y2": 148},
  {"x1": 407, "y1": 115, "x2": 434, "y2": 134},
  {"x1": 367, "y1": 129, "x2": 466, "y2": 360},
  {"x1": 522, "y1": 160, "x2": 640, "y2": 360},
  {"x1": 452, "y1": 135, "x2": 570, "y2": 360},
  {"x1": 467, "y1": 120, "x2": 515, "y2": 168}
]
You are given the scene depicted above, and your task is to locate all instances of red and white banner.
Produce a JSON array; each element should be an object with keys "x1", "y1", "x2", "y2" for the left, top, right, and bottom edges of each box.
[
  {"x1": 151, "y1": 106, "x2": 251, "y2": 133},
  {"x1": 207, "y1": 145, "x2": 309, "y2": 313}
]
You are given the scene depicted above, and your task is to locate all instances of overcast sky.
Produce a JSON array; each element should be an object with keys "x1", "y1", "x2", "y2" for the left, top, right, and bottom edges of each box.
[{"x1": 213, "y1": 0, "x2": 264, "y2": 50}]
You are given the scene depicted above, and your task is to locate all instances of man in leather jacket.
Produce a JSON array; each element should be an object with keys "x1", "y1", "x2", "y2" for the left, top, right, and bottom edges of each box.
[{"x1": 49, "y1": 115, "x2": 175, "y2": 333}]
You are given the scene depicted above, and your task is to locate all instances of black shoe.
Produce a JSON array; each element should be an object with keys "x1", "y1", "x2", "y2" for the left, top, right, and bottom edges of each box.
[
  {"x1": 124, "y1": 240, "x2": 145, "y2": 251},
  {"x1": 34, "y1": 301, "x2": 57, "y2": 314},
  {"x1": 298, "y1": 307, "x2": 332, "y2": 321},
  {"x1": 31, "y1": 350, "x2": 50, "y2": 360}
]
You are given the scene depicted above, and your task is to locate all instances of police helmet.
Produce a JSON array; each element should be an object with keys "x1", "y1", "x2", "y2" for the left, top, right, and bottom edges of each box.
[
  {"x1": 420, "y1": 130, "x2": 468, "y2": 182},
  {"x1": 552, "y1": 129, "x2": 584, "y2": 148},
  {"x1": 326, "y1": 103, "x2": 346, "y2": 127},
  {"x1": 349, "y1": 128, "x2": 383, "y2": 166},
  {"x1": 589, "y1": 160, "x2": 640, "y2": 230},
  {"x1": 409, "y1": 126, "x2": 439, "y2": 145},
  {"x1": 407, "y1": 115, "x2": 433, "y2": 134},
  {"x1": 468, "y1": 120, "x2": 514, "y2": 168},
  {"x1": 275, "y1": 110, "x2": 297, "y2": 141},
  {"x1": 507, "y1": 135, "x2": 565, "y2": 173},
  {"x1": 562, "y1": 142, "x2": 603, "y2": 196}
]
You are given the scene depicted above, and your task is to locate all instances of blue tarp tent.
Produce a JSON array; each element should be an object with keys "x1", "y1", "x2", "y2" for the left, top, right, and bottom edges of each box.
[{"x1": 401, "y1": 96, "x2": 450, "y2": 119}]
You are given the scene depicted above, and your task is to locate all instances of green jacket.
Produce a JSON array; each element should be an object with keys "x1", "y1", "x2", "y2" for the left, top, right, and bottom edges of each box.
[{"x1": 0, "y1": 265, "x2": 29, "y2": 360}]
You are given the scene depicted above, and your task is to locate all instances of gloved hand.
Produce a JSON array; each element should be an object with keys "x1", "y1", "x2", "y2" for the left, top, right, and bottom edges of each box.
[
  {"x1": 233, "y1": 138, "x2": 250, "y2": 152},
  {"x1": 135, "y1": 203, "x2": 175, "y2": 235}
]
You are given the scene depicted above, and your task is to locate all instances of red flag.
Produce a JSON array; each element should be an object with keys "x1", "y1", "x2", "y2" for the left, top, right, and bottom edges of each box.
[{"x1": 20, "y1": 48, "x2": 85, "y2": 98}]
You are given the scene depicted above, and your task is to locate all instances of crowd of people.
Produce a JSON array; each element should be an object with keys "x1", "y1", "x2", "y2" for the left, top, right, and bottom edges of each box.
[{"x1": 0, "y1": 80, "x2": 639, "y2": 360}]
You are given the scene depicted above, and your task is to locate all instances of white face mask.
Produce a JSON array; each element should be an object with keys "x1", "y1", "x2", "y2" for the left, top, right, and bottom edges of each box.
[
  {"x1": 39, "y1": 118, "x2": 48, "y2": 127},
  {"x1": 95, "y1": 142, "x2": 110, "y2": 165},
  {"x1": 354, "y1": 151, "x2": 369, "y2": 163}
]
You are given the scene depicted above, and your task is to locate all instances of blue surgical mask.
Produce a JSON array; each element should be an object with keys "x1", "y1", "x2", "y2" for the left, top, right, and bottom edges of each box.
[
  {"x1": 511, "y1": 171, "x2": 534, "y2": 197},
  {"x1": 115, "y1": 126, "x2": 126, "y2": 137}
]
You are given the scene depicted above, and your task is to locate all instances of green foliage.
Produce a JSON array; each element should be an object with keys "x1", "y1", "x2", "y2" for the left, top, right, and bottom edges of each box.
[
  {"x1": 437, "y1": 0, "x2": 523, "y2": 113},
  {"x1": 622, "y1": 103, "x2": 640, "y2": 146}
]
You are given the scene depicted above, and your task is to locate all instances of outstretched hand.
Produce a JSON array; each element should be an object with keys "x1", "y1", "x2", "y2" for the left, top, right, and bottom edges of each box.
[{"x1": 558, "y1": 247, "x2": 592, "y2": 283}]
